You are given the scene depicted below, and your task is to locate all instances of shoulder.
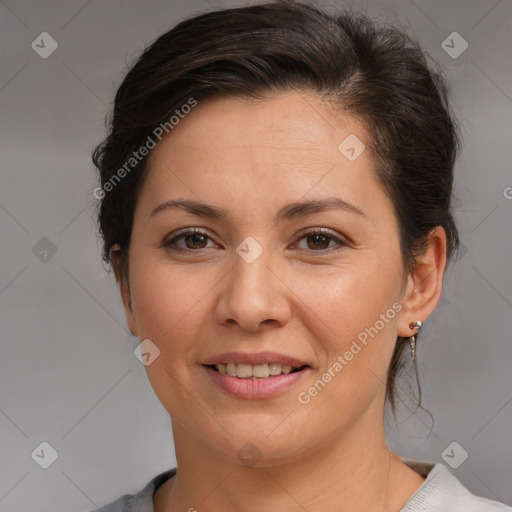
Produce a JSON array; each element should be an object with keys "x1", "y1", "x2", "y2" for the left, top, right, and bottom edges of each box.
[
  {"x1": 92, "y1": 468, "x2": 176, "y2": 512},
  {"x1": 401, "y1": 462, "x2": 511, "y2": 512}
]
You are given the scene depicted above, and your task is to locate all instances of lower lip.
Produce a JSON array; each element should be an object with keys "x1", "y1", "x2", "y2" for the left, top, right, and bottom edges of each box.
[{"x1": 203, "y1": 365, "x2": 309, "y2": 399}]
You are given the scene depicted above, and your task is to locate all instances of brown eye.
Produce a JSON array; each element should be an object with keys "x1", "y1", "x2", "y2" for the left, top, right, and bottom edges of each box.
[
  {"x1": 162, "y1": 229, "x2": 215, "y2": 252},
  {"x1": 182, "y1": 234, "x2": 208, "y2": 249},
  {"x1": 294, "y1": 229, "x2": 346, "y2": 253},
  {"x1": 306, "y1": 233, "x2": 331, "y2": 250}
]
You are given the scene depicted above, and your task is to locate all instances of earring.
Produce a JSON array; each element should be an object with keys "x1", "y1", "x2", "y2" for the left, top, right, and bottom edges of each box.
[{"x1": 408, "y1": 320, "x2": 422, "y2": 360}]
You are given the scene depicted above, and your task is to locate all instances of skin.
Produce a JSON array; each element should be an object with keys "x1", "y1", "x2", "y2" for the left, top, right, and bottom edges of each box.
[{"x1": 112, "y1": 91, "x2": 447, "y2": 511}]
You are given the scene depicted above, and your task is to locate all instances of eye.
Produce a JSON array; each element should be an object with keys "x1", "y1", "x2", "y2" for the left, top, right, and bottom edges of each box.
[
  {"x1": 162, "y1": 227, "x2": 347, "y2": 254},
  {"x1": 161, "y1": 228, "x2": 217, "y2": 252},
  {"x1": 293, "y1": 228, "x2": 346, "y2": 252}
]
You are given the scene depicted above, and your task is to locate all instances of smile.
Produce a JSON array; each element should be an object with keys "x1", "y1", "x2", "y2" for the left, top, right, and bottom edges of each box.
[
  {"x1": 202, "y1": 364, "x2": 310, "y2": 399},
  {"x1": 211, "y1": 362, "x2": 305, "y2": 379}
]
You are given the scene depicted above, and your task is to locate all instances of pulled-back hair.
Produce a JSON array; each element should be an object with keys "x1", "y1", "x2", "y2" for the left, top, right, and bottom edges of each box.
[{"x1": 92, "y1": 0, "x2": 460, "y2": 415}]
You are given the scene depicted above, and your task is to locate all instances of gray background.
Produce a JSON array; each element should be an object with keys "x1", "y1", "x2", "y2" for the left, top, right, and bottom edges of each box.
[{"x1": 1, "y1": 0, "x2": 511, "y2": 510}]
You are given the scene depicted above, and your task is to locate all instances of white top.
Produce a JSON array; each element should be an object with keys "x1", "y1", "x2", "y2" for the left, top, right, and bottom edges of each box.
[{"x1": 94, "y1": 460, "x2": 511, "y2": 511}]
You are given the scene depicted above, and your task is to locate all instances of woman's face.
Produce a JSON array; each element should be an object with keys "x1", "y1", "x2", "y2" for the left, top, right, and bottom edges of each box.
[{"x1": 122, "y1": 91, "x2": 412, "y2": 465}]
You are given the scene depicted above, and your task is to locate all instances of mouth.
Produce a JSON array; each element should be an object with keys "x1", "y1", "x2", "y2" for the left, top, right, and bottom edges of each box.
[
  {"x1": 204, "y1": 362, "x2": 309, "y2": 379},
  {"x1": 201, "y1": 352, "x2": 312, "y2": 399}
]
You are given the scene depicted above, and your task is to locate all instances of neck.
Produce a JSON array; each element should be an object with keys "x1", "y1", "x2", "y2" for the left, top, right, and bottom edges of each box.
[{"x1": 154, "y1": 406, "x2": 423, "y2": 512}]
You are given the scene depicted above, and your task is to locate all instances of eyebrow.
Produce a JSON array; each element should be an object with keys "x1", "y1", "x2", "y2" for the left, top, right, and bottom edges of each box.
[{"x1": 149, "y1": 197, "x2": 367, "y2": 223}]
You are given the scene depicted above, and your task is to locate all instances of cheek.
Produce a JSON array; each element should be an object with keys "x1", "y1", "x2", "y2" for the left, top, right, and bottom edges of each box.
[
  {"x1": 291, "y1": 262, "x2": 400, "y2": 398},
  {"x1": 128, "y1": 257, "x2": 214, "y2": 355},
  {"x1": 291, "y1": 260, "x2": 398, "y2": 342},
  {"x1": 127, "y1": 259, "x2": 217, "y2": 416}
]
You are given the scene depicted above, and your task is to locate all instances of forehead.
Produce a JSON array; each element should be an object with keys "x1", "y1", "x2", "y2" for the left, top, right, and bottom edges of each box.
[
  {"x1": 138, "y1": 91, "x2": 387, "y2": 219},
  {"x1": 151, "y1": 91, "x2": 366, "y2": 158}
]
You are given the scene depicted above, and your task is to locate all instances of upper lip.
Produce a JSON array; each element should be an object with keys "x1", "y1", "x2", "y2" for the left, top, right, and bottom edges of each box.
[{"x1": 202, "y1": 351, "x2": 310, "y2": 369}]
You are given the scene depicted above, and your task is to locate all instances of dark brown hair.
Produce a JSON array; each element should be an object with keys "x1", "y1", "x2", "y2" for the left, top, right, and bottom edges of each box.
[{"x1": 92, "y1": 0, "x2": 460, "y2": 415}]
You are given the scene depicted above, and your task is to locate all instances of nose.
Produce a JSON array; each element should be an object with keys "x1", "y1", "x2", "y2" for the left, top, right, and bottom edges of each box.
[{"x1": 215, "y1": 250, "x2": 292, "y2": 332}]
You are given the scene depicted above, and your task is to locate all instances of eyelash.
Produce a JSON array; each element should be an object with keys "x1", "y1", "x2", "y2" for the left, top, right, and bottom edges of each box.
[{"x1": 161, "y1": 227, "x2": 347, "y2": 254}]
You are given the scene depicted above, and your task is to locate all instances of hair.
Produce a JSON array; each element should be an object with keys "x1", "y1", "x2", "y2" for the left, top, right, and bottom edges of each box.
[{"x1": 92, "y1": 0, "x2": 460, "y2": 417}]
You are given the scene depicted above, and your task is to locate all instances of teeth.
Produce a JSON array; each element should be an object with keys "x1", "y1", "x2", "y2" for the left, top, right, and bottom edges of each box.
[
  {"x1": 268, "y1": 363, "x2": 282, "y2": 376},
  {"x1": 236, "y1": 363, "x2": 252, "y2": 378},
  {"x1": 214, "y1": 362, "x2": 301, "y2": 378},
  {"x1": 281, "y1": 364, "x2": 292, "y2": 374},
  {"x1": 252, "y1": 364, "x2": 270, "y2": 378}
]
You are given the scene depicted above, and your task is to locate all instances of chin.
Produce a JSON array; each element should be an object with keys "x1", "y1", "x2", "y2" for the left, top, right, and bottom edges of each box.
[{"x1": 203, "y1": 418, "x2": 316, "y2": 468}]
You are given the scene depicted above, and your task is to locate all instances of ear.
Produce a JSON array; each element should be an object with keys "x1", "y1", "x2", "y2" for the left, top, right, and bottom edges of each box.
[
  {"x1": 397, "y1": 226, "x2": 447, "y2": 338},
  {"x1": 110, "y1": 246, "x2": 138, "y2": 337}
]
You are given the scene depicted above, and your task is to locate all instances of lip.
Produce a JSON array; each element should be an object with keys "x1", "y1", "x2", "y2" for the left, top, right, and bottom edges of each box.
[
  {"x1": 202, "y1": 351, "x2": 309, "y2": 368},
  {"x1": 203, "y1": 364, "x2": 310, "y2": 399}
]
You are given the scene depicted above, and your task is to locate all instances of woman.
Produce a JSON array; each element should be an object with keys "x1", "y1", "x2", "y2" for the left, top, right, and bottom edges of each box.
[{"x1": 91, "y1": 1, "x2": 510, "y2": 511}]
